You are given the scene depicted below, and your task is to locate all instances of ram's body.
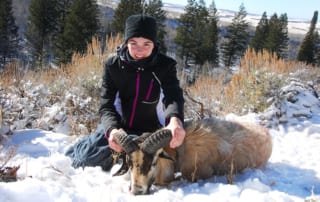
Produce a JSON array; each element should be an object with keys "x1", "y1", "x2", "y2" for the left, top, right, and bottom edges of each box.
[
  {"x1": 155, "y1": 117, "x2": 272, "y2": 185},
  {"x1": 114, "y1": 117, "x2": 272, "y2": 195}
]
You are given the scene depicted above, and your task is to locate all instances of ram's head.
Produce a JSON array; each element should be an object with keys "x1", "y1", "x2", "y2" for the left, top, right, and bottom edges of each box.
[{"x1": 112, "y1": 129, "x2": 172, "y2": 195}]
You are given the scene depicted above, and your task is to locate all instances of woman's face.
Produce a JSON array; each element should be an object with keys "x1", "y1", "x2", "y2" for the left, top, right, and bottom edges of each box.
[{"x1": 127, "y1": 37, "x2": 154, "y2": 60}]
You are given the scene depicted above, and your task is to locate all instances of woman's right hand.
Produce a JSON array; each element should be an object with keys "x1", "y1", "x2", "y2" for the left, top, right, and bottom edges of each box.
[{"x1": 108, "y1": 129, "x2": 124, "y2": 152}]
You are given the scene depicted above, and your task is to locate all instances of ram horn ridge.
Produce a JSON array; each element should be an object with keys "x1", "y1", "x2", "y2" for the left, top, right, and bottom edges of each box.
[
  {"x1": 141, "y1": 129, "x2": 172, "y2": 154},
  {"x1": 113, "y1": 129, "x2": 138, "y2": 154}
]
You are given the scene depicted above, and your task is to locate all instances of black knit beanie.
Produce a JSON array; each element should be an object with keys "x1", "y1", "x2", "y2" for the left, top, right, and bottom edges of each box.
[{"x1": 124, "y1": 14, "x2": 158, "y2": 44}]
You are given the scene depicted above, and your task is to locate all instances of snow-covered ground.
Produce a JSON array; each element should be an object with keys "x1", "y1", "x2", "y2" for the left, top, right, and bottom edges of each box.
[{"x1": 0, "y1": 78, "x2": 320, "y2": 201}]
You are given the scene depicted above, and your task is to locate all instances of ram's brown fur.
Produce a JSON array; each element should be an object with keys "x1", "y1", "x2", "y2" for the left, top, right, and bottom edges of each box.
[
  {"x1": 155, "y1": 117, "x2": 272, "y2": 184},
  {"x1": 114, "y1": 117, "x2": 272, "y2": 194}
]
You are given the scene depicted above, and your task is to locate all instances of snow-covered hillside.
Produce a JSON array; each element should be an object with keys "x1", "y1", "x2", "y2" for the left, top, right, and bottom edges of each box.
[{"x1": 160, "y1": 2, "x2": 319, "y2": 35}]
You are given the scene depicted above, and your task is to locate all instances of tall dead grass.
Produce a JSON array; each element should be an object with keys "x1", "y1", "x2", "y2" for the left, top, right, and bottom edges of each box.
[
  {"x1": 1, "y1": 37, "x2": 319, "y2": 129},
  {"x1": 186, "y1": 48, "x2": 319, "y2": 117},
  {"x1": 64, "y1": 34, "x2": 122, "y2": 85},
  {"x1": 0, "y1": 34, "x2": 122, "y2": 135},
  {"x1": 185, "y1": 73, "x2": 227, "y2": 118},
  {"x1": 223, "y1": 48, "x2": 316, "y2": 114},
  {"x1": 1, "y1": 34, "x2": 122, "y2": 90}
]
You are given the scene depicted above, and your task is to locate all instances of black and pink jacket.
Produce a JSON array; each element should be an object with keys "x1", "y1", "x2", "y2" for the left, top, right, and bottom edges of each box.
[{"x1": 99, "y1": 45, "x2": 184, "y2": 136}]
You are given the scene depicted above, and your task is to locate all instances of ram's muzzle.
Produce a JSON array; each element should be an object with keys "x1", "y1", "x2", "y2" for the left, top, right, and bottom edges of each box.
[{"x1": 112, "y1": 129, "x2": 172, "y2": 195}]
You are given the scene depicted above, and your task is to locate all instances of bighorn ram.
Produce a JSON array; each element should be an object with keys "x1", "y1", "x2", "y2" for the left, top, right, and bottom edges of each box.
[{"x1": 113, "y1": 117, "x2": 272, "y2": 195}]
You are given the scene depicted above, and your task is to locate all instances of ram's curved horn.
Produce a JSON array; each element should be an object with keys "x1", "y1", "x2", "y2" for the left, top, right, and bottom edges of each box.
[
  {"x1": 141, "y1": 129, "x2": 172, "y2": 154},
  {"x1": 132, "y1": 132, "x2": 152, "y2": 143},
  {"x1": 113, "y1": 129, "x2": 138, "y2": 154}
]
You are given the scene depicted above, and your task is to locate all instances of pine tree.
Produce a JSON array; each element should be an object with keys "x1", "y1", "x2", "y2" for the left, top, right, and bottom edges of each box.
[
  {"x1": 315, "y1": 31, "x2": 320, "y2": 66},
  {"x1": 175, "y1": 0, "x2": 218, "y2": 66},
  {"x1": 26, "y1": 0, "x2": 58, "y2": 67},
  {"x1": 193, "y1": 0, "x2": 215, "y2": 65},
  {"x1": 52, "y1": 0, "x2": 74, "y2": 64},
  {"x1": 278, "y1": 13, "x2": 289, "y2": 58},
  {"x1": 264, "y1": 13, "x2": 288, "y2": 59},
  {"x1": 264, "y1": 14, "x2": 279, "y2": 55},
  {"x1": 58, "y1": 0, "x2": 99, "y2": 64},
  {"x1": 206, "y1": 0, "x2": 219, "y2": 66},
  {"x1": 250, "y1": 12, "x2": 269, "y2": 52},
  {"x1": 144, "y1": 0, "x2": 167, "y2": 53},
  {"x1": 175, "y1": 0, "x2": 198, "y2": 64},
  {"x1": 222, "y1": 3, "x2": 249, "y2": 68},
  {"x1": 111, "y1": 0, "x2": 143, "y2": 34},
  {"x1": 0, "y1": 0, "x2": 20, "y2": 68},
  {"x1": 297, "y1": 11, "x2": 319, "y2": 65}
]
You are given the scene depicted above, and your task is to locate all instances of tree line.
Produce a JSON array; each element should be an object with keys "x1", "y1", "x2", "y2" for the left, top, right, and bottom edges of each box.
[{"x1": 0, "y1": 0, "x2": 319, "y2": 70}]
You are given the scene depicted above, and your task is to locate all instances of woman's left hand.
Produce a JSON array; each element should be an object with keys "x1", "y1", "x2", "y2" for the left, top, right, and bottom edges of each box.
[{"x1": 165, "y1": 117, "x2": 186, "y2": 148}]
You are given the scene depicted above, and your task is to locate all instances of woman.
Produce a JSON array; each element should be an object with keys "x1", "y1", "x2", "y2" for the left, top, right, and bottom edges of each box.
[{"x1": 100, "y1": 14, "x2": 185, "y2": 152}]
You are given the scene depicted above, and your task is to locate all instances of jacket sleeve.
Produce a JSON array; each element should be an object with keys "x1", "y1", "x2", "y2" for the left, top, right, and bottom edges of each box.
[
  {"x1": 161, "y1": 58, "x2": 185, "y2": 124},
  {"x1": 99, "y1": 57, "x2": 122, "y2": 134}
]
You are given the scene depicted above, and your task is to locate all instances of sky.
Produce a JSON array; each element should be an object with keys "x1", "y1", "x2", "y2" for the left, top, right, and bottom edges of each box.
[{"x1": 163, "y1": 0, "x2": 319, "y2": 21}]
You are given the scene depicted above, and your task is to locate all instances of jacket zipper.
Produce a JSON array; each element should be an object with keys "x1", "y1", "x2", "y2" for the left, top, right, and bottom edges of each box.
[
  {"x1": 145, "y1": 79, "x2": 154, "y2": 101},
  {"x1": 129, "y1": 72, "x2": 140, "y2": 128}
]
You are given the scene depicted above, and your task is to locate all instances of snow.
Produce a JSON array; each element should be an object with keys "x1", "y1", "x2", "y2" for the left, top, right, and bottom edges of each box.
[{"x1": 1, "y1": 78, "x2": 320, "y2": 201}]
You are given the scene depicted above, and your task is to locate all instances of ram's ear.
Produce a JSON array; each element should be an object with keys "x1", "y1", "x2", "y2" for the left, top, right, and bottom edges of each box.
[{"x1": 112, "y1": 154, "x2": 129, "y2": 176}]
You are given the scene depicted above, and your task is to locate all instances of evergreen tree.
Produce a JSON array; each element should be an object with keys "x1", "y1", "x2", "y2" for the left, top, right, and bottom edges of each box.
[
  {"x1": 26, "y1": 0, "x2": 58, "y2": 67},
  {"x1": 58, "y1": 0, "x2": 99, "y2": 64},
  {"x1": 250, "y1": 11, "x2": 269, "y2": 52},
  {"x1": 222, "y1": 3, "x2": 249, "y2": 68},
  {"x1": 265, "y1": 13, "x2": 288, "y2": 58},
  {"x1": 175, "y1": 0, "x2": 218, "y2": 66},
  {"x1": 278, "y1": 13, "x2": 289, "y2": 58},
  {"x1": 52, "y1": 0, "x2": 74, "y2": 64},
  {"x1": 190, "y1": 0, "x2": 210, "y2": 65},
  {"x1": 264, "y1": 14, "x2": 279, "y2": 55},
  {"x1": 297, "y1": 11, "x2": 318, "y2": 65},
  {"x1": 111, "y1": 0, "x2": 143, "y2": 34},
  {"x1": 144, "y1": 0, "x2": 167, "y2": 53},
  {"x1": 206, "y1": 0, "x2": 219, "y2": 66},
  {"x1": 315, "y1": 31, "x2": 320, "y2": 66},
  {"x1": 0, "y1": 0, "x2": 19, "y2": 68},
  {"x1": 175, "y1": 0, "x2": 198, "y2": 64}
]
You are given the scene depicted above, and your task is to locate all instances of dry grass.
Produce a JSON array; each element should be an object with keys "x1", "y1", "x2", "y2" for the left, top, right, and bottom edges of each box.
[
  {"x1": 61, "y1": 34, "x2": 122, "y2": 134},
  {"x1": 225, "y1": 49, "x2": 319, "y2": 114},
  {"x1": 185, "y1": 74, "x2": 227, "y2": 119},
  {"x1": 223, "y1": 48, "x2": 318, "y2": 114},
  {"x1": 240, "y1": 48, "x2": 301, "y2": 74},
  {"x1": 185, "y1": 48, "x2": 320, "y2": 116},
  {"x1": 1, "y1": 36, "x2": 319, "y2": 133},
  {"x1": 0, "y1": 34, "x2": 122, "y2": 135},
  {"x1": 1, "y1": 34, "x2": 122, "y2": 90},
  {"x1": 64, "y1": 35, "x2": 121, "y2": 84},
  {"x1": 0, "y1": 62, "x2": 25, "y2": 92}
]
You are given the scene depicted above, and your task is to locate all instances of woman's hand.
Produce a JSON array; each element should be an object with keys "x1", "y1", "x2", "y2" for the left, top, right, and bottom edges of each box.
[
  {"x1": 108, "y1": 129, "x2": 124, "y2": 152},
  {"x1": 165, "y1": 117, "x2": 186, "y2": 148}
]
